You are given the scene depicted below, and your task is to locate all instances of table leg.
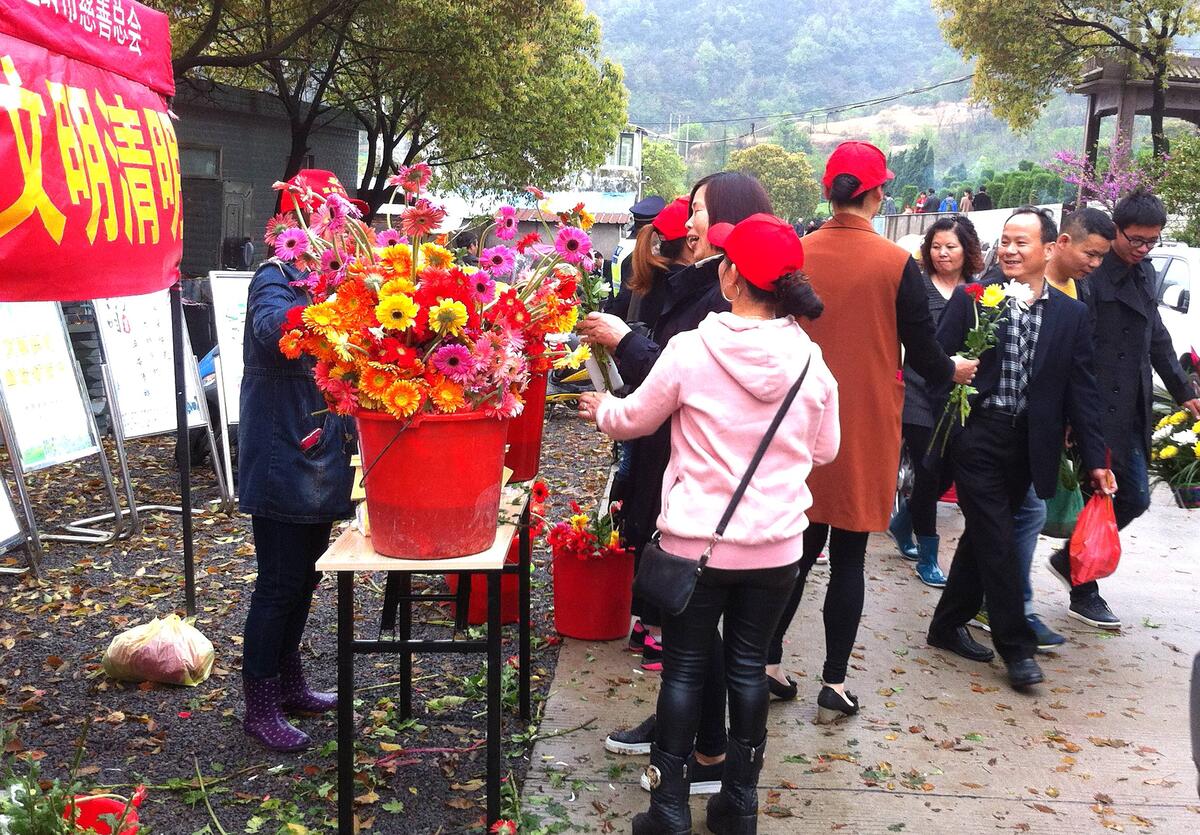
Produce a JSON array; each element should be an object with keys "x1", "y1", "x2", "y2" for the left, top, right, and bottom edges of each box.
[
  {"x1": 518, "y1": 502, "x2": 531, "y2": 721},
  {"x1": 337, "y1": 571, "x2": 354, "y2": 835},
  {"x1": 399, "y1": 572, "x2": 412, "y2": 720},
  {"x1": 486, "y1": 571, "x2": 502, "y2": 826}
]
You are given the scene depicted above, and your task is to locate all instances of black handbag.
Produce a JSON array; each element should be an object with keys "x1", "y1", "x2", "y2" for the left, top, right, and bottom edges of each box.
[{"x1": 633, "y1": 355, "x2": 813, "y2": 616}]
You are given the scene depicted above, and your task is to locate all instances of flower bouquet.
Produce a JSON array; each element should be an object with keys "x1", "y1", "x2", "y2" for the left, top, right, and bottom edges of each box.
[
  {"x1": 1149, "y1": 408, "x2": 1200, "y2": 508},
  {"x1": 547, "y1": 500, "x2": 634, "y2": 640},
  {"x1": 928, "y1": 281, "x2": 1030, "y2": 454}
]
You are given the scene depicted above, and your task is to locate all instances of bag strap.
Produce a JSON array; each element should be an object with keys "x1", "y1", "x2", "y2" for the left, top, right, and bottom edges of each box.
[{"x1": 696, "y1": 353, "x2": 815, "y2": 569}]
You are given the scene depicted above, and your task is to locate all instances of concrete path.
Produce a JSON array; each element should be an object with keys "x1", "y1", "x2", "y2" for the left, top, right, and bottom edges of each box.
[{"x1": 524, "y1": 489, "x2": 1199, "y2": 833}]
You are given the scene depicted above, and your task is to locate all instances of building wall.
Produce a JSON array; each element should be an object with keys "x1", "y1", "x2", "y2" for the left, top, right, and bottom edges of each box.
[{"x1": 172, "y1": 82, "x2": 361, "y2": 278}]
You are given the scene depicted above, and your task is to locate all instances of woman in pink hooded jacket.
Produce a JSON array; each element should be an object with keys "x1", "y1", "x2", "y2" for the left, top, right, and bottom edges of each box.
[{"x1": 579, "y1": 214, "x2": 840, "y2": 835}]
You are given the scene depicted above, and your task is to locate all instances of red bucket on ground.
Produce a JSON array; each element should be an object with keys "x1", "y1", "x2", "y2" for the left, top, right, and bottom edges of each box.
[
  {"x1": 504, "y1": 372, "x2": 548, "y2": 483},
  {"x1": 356, "y1": 411, "x2": 509, "y2": 559},
  {"x1": 552, "y1": 549, "x2": 634, "y2": 641},
  {"x1": 67, "y1": 791, "x2": 142, "y2": 834},
  {"x1": 939, "y1": 484, "x2": 958, "y2": 504},
  {"x1": 446, "y1": 540, "x2": 521, "y2": 625}
]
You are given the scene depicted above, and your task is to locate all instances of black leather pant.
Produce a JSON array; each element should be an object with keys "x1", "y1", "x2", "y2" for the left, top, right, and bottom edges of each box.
[{"x1": 655, "y1": 563, "x2": 799, "y2": 756}]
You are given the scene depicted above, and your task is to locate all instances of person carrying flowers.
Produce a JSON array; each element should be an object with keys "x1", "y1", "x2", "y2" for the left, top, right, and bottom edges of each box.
[{"x1": 578, "y1": 213, "x2": 839, "y2": 835}]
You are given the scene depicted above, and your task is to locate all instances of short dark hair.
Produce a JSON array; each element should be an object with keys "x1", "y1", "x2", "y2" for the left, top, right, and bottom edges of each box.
[
  {"x1": 692, "y1": 171, "x2": 774, "y2": 228},
  {"x1": 827, "y1": 173, "x2": 869, "y2": 208},
  {"x1": 1112, "y1": 189, "x2": 1167, "y2": 230},
  {"x1": 1061, "y1": 207, "x2": 1116, "y2": 242},
  {"x1": 978, "y1": 185, "x2": 987, "y2": 193},
  {"x1": 920, "y1": 215, "x2": 985, "y2": 277},
  {"x1": 1005, "y1": 206, "x2": 1057, "y2": 243},
  {"x1": 453, "y1": 230, "x2": 478, "y2": 249}
]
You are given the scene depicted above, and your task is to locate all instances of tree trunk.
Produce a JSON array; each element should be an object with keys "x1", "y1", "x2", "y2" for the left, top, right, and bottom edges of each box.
[{"x1": 1150, "y1": 47, "x2": 1169, "y2": 158}]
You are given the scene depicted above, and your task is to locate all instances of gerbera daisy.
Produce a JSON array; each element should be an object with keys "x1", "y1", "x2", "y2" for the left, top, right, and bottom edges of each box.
[
  {"x1": 429, "y1": 377, "x2": 466, "y2": 413},
  {"x1": 554, "y1": 226, "x2": 590, "y2": 264},
  {"x1": 531, "y1": 481, "x2": 550, "y2": 504},
  {"x1": 359, "y1": 363, "x2": 398, "y2": 404},
  {"x1": 375, "y1": 293, "x2": 419, "y2": 332},
  {"x1": 302, "y1": 301, "x2": 342, "y2": 333},
  {"x1": 481, "y1": 245, "x2": 515, "y2": 277},
  {"x1": 420, "y1": 243, "x2": 455, "y2": 270},
  {"x1": 274, "y1": 228, "x2": 309, "y2": 260},
  {"x1": 320, "y1": 249, "x2": 349, "y2": 284},
  {"x1": 378, "y1": 243, "x2": 414, "y2": 277},
  {"x1": 264, "y1": 212, "x2": 297, "y2": 246},
  {"x1": 278, "y1": 329, "x2": 305, "y2": 359},
  {"x1": 428, "y1": 299, "x2": 468, "y2": 337},
  {"x1": 379, "y1": 277, "x2": 416, "y2": 297},
  {"x1": 375, "y1": 228, "x2": 403, "y2": 248},
  {"x1": 515, "y1": 231, "x2": 541, "y2": 254},
  {"x1": 494, "y1": 205, "x2": 518, "y2": 240},
  {"x1": 469, "y1": 271, "x2": 497, "y2": 305},
  {"x1": 432, "y1": 344, "x2": 475, "y2": 383},
  {"x1": 524, "y1": 185, "x2": 545, "y2": 200},
  {"x1": 382, "y1": 379, "x2": 423, "y2": 419},
  {"x1": 401, "y1": 199, "x2": 447, "y2": 238}
]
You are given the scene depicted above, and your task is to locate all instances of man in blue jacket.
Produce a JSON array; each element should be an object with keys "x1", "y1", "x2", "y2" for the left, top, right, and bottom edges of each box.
[{"x1": 927, "y1": 207, "x2": 1115, "y2": 690}]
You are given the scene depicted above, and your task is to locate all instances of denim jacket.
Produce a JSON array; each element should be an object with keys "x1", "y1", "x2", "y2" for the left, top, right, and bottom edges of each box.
[{"x1": 237, "y1": 260, "x2": 356, "y2": 523}]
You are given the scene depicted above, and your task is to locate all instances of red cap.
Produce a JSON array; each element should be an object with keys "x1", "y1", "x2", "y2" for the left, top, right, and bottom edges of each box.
[
  {"x1": 651, "y1": 197, "x2": 690, "y2": 241},
  {"x1": 821, "y1": 141, "x2": 894, "y2": 199},
  {"x1": 706, "y1": 213, "x2": 804, "y2": 290},
  {"x1": 281, "y1": 169, "x2": 370, "y2": 215}
]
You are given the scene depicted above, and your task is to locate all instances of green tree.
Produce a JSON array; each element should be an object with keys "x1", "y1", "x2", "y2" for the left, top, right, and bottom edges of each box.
[
  {"x1": 727, "y1": 143, "x2": 820, "y2": 222},
  {"x1": 935, "y1": 0, "x2": 1200, "y2": 156},
  {"x1": 1156, "y1": 130, "x2": 1200, "y2": 245},
  {"x1": 641, "y1": 142, "x2": 687, "y2": 200}
]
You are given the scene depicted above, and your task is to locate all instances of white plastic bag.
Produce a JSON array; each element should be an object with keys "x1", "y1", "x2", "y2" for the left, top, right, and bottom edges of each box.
[{"x1": 102, "y1": 614, "x2": 215, "y2": 686}]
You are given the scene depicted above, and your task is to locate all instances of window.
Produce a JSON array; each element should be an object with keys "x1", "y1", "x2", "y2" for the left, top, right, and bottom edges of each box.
[
  {"x1": 1163, "y1": 256, "x2": 1190, "y2": 292},
  {"x1": 617, "y1": 133, "x2": 635, "y2": 168},
  {"x1": 180, "y1": 146, "x2": 220, "y2": 178}
]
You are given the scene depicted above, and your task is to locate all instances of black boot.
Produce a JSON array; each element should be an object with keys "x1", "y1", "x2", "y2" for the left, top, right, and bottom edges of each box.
[
  {"x1": 705, "y1": 736, "x2": 765, "y2": 834},
  {"x1": 632, "y1": 744, "x2": 692, "y2": 835}
]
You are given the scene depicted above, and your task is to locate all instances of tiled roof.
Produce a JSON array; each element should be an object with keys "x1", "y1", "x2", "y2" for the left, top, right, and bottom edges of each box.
[{"x1": 512, "y1": 209, "x2": 629, "y2": 225}]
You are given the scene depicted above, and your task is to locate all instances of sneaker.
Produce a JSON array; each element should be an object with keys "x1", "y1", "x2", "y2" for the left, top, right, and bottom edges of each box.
[
  {"x1": 640, "y1": 752, "x2": 723, "y2": 794},
  {"x1": 1047, "y1": 549, "x2": 1072, "y2": 590},
  {"x1": 968, "y1": 608, "x2": 991, "y2": 633},
  {"x1": 604, "y1": 714, "x2": 655, "y2": 755},
  {"x1": 641, "y1": 634, "x2": 663, "y2": 672},
  {"x1": 815, "y1": 552, "x2": 829, "y2": 566},
  {"x1": 628, "y1": 620, "x2": 648, "y2": 653},
  {"x1": 1026, "y1": 613, "x2": 1066, "y2": 651},
  {"x1": 1068, "y1": 594, "x2": 1121, "y2": 630}
]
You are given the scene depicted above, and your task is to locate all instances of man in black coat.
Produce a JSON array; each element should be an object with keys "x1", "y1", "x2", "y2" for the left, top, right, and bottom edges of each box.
[
  {"x1": 1047, "y1": 191, "x2": 1200, "y2": 629},
  {"x1": 972, "y1": 186, "x2": 994, "y2": 212},
  {"x1": 928, "y1": 207, "x2": 1115, "y2": 690}
]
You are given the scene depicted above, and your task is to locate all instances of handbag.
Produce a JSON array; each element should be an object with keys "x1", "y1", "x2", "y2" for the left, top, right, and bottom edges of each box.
[{"x1": 633, "y1": 355, "x2": 813, "y2": 616}]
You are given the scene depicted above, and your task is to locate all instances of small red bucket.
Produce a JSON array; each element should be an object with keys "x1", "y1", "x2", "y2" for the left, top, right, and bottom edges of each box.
[
  {"x1": 552, "y1": 549, "x2": 634, "y2": 640},
  {"x1": 356, "y1": 410, "x2": 509, "y2": 559},
  {"x1": 446, "y1": 540, "x2": 521, "y2": 625},
  {"x1": 939, "y1": 484, "x2": 959, "y2": 504},
  {"x1": 504, "y1": 372, "x2": 548, "y2": 483},
  {"x1": 67, "y1": 791, "x2": 143, "y2": 834}
]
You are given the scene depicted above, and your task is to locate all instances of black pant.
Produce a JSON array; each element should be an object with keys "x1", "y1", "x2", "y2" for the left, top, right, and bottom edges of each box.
[
  {"x1": 630, "y1": 542, "x2": 663, "y2": 627},
  {"x1": 656, "y1": 563, "x2": 799, "y2": 756},
  {"x1": 930, "y1": 413, "x2": 1037, "y2": 663},
  {"x1": 902, "y1": 422, "x2": 952, "y2": 537},
  {"x1": 242, "y1": 516, "x2": 332, "y2": 679},
  {"x1": 767, "y1": 525, "x2": 867, "y2": 684}
]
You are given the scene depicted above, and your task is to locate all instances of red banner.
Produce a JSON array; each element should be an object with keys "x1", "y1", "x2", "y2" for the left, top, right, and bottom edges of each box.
[{"x1": 0, "y1": 0, "x2": 180, "y2": 303}]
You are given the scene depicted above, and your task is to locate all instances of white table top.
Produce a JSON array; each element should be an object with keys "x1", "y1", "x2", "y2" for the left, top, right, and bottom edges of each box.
[{"x1": 315, "y1": 486, "x2": 530, "y2": 573}]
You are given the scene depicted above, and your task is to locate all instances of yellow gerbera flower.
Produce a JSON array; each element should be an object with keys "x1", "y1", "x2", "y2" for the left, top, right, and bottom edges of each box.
[
  {"x1": 553, "y1": 343, "x2": 591, "y2": 370},
  {"x1": 376, "y1": 294, "x2": 419, "y2": 332},
  {"x1": 1160, "y1": 444, "x2": 1179, "y2": 459},
  {"x1": 302, "y1": 301, "x2": 342, "y2": 333},
  {"x1": 421, "y1": 243, "x2": 454, "y2": 269},
  {"x1": 980, "y1": 285, "x2": 1006, "y2": 308},
  {"x1": 379, "y1": 277, "x2": 415, "y2": 298},
  {"x1": 578, "y1": 208, "x2": 595, "y2": 230},
  {"x1": 569, "y1": 513, "x2": 589, "y2": 532},
  {"x1": 429, "y1": 378, "x2": 466, "y2": 413},
  {"x1": 428, "y1": 299, "x2": 468, "y2": 336},
  {"x1": 382, "y1": 379, "x2": 423, "y2": 419},
  {"x1": 552, "y1": 305, "x2": 579, "y2": 333},
  {"x1": 378, "y1": 243, "x2": 414, "y2": 276},
  {"x1": 328, "y1": 330, "x2": 356, "y2": 362}
]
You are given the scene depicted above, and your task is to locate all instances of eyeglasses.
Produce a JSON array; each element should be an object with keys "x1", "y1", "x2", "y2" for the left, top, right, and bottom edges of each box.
[{"x1": 1120, "y1": 229, "x2": 1160, "y2": 250}]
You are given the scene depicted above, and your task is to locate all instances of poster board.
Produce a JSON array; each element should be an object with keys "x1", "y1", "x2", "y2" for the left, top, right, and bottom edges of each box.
[
  {"x1": 0, "y1": 302, "x2": 99, "y2": 471},
  {"x1": 0, "y1": 485, "x2": 21, "y2": 553},
  {"x1": 208, "y1": 271, "x2": 253, "y2": 425},
  {"x1": 93, "y1": 291, "x2": 206, "y2": 438}
]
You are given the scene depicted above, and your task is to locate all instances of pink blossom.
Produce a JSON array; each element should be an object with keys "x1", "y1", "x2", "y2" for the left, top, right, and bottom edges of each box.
[
  {"x1": 554, "y1": 226, "x2": 591, "y2": 265},
  {"x1": 274, "y1": 228, "x2": 309, "y2": 260},
  {"x1": 494, "y1": 205, "x2": 518, "y2": 240},
  {"x1": 376, "y1": 228, "x2": 403, "y2": 248},
  {"x1": 432, "y1": 343, "x2": 475, "y2": 383},
  {"x1": 481, "y1": 245, "x2": 516, "y2": 277}
]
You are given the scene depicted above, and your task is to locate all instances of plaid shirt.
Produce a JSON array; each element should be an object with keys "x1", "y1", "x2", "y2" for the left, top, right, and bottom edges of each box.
[{"x1": 981, "y1": 281, "x2": 1050, "y2": 415}]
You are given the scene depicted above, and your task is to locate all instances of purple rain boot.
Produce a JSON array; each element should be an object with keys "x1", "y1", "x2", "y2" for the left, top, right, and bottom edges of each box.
[
  {"x1": 279, "y1": 651, "x2": 337, "y2": 714},
  {"x1": 243, "y1": 675, "x2": 311, "y2": 752}
]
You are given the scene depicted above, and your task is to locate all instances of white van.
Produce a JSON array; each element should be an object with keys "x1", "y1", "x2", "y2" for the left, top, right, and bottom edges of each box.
[{"x1": 1148, "y1": 242, "x2": 1200, "y2": 373}]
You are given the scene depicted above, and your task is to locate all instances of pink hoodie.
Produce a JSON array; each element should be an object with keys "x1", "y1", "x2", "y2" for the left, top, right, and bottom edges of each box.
[{"x1": 596, "y1": 312, "x2": 840, "y2": 570}]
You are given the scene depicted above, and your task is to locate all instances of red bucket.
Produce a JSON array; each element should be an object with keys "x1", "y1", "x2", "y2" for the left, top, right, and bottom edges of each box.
[
  {"x1": 505, "y1": 372, "x2": 548, "y2": 483},
  {"x1": 446, "y1": 540, "x2": 521, "y2": 625},
  {"x1": 552, "y1": 549, "x2": 634, "y2": 641},
  {"x1": 939, "y1": 484, "x2": 959, "y2": 504},
  {"x1": 67, "y1": 793, "x2": 141, "y2": 834},
  {"x1": 356, "y1": 410, "x2": 509, "y2": 559}
]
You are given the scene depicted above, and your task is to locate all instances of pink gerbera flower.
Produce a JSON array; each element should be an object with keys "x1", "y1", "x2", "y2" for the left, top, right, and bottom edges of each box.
[
  {"x1": 432, "y1": 343, "x2": 475, "y2": 383},
  {"x1": 264, "y1": 212, "x2": 296, "y2": 246},
  {"x1": 554, "y1": 226, "x2": 591, "y2": 265},
  {"x1": 376, "y1": 228, "x2": 402, "y2": 248},
  {"x1": 401, "y1": 199, "x2": 447, "y2": 238},
  {"x1": 320, "y1": 250, "x2": 349, "y2": 284},
  {"x1": 481, "y1": 245, "x2": 516, "y2": 277},
  {"x1": 470, "y1": 271, "x2": 497, "y2": 304},
  {"x1": 388, "y1": 162, "x2": 433, "y2": 194},
  {"x1": 494, "y1": 205, "x2": 518, "y2": 240},
  {"x1": 274, "y1": 228, "x2": 309, "y2": 260}
]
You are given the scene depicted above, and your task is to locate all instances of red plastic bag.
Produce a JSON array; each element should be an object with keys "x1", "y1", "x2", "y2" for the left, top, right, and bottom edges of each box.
[{"x1": 1068, "y1": 493, "x2": 1121, "y2": 585}]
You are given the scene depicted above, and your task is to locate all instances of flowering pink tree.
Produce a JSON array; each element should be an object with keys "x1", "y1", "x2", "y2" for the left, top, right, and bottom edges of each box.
[{"x1": 1051, "y1": 137, "x2": 1164, "y2": 211}]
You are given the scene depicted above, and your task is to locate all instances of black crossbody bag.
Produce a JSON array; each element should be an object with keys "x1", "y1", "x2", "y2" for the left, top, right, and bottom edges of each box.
[{"x1": 633, "y1": 355, "x2": 813, "y2": 616}]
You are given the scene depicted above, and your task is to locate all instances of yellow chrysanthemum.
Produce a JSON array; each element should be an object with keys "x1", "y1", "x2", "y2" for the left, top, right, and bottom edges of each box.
[
  {"x1": 1194, "y1": 442, "x2": 1200, "y2": 458},
  {"x1": 429, "y1": 378, "x2": 466, "y2": 413},
  {"x1": 1160, "y1": 444, "x2": 1179, "y2": 460},
  {"x1": 382, "y1": 379, "x2": 423, "y2": 419},
  {"x1": 1156, "y1": 414, "x2": 1171, "y2": 430},
  {"x1": 379, "y1": 277, "x2": 415, "y2": 297},
  {"x1": 980, "y1": 285, "x2": 1006, "y2": 309},
  {"x1": 302, "y1": 301, "x2": 342, "y2": 333},
  {"x1": 375, "y1": 294, "x2": 419, "y2": 332},
  {"x1": 1170, "y1": 410, "x2": 1188, "y2": 425},
  {"x1": 1193, "y1": 420, "x2": 1200, "y2": 434},
  {"x1": 421, "y1": 243, "x2": 454, "y2": 269},
  {"x1": 428, "y1": 299, "x2": 468, "y2": 336},
  {"x1": 553, "y1": 343, "x2": 591, "y2": 370}
]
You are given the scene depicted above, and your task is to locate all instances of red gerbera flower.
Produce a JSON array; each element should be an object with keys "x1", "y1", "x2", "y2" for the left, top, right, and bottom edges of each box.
[
  {"x1": 963, "y1": 283, "x2": 985, "y2": 302},
  {"x1": 401, "y1": 199, "x2": 447, "y2": 238},
  {"x1": 515, "y1": 232, "x2": 541, "y2": 254},
  {"x1": 531, "y1": 481, "x2": 550, "y2": 503}
]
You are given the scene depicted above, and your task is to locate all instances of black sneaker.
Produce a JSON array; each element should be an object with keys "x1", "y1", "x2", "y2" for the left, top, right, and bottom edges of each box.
[
  {"x1": 640, "y1": 752, "x2": 723, "y2": 795},
  {"x1": 1026, "y1": 613, "x2": 1065, "y2": 651},
  {"x1": 1068, "y1": 594, "x2": 1121, "y2": 630},
  {"x1": 1047, "y1": 550, "x2": 1072, "y2": 590},
  {"x1": 604, "y1": 714, "x2": 655, "y2": 755}
]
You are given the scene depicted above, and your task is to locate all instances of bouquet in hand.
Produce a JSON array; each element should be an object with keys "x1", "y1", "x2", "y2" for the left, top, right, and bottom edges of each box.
[{"x1": 929, "y1": 280, "x2": 1032, "y2": 454}]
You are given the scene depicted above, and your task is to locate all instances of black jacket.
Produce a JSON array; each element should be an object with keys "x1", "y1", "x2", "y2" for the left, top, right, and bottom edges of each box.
[
  {"x1": 935, "y1": 280, "x2": 1106, "y2": 498},
  {"x1": 1082, "y1": 251, "x2": 1195, "y2": 470},
  {"x1": 611, "y1": 256, "x2": 729, "y2": 548},
  {"x1": 971, "y1": 191, "x2": 994, "y2": 211},
  {"x1": 606, "y1": 262, "x2": 685, "y2": 334}
]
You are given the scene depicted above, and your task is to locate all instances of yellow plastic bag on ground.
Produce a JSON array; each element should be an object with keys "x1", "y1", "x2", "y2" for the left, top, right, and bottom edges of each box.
[{"x1": 102, "y1": 614, "x2": 215, "y2": 686}]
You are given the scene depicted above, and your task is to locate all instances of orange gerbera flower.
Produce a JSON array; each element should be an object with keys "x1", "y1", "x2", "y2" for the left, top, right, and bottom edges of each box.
[
  {"x1": 302, "y1": 301, "x2": 342, "y2": 334},
  {"x1": 359, "y1": 363, "x2": 399, "y2": 403},
  {"x1": 382, "y1": 379, "x2": 423, "y2": 419},
  {"x1": 379, "y1": 276, "x2": 415, "y2": 297},
  {"x1": 429, "y1": 377, "x2": 466, "y2": 413},
  {"x1": 378, "y1": 243, "x2": 414, "y2": 278},
  {"x1": 279, "y1": 329, "x2": 305, "y2": 359}
]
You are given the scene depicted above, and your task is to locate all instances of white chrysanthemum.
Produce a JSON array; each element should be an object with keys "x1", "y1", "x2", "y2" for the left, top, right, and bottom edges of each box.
[
  {"x1": 1002, "y1": 280, "x2": 1034, "y2": 308},
  {"x1": 1153, "y1": 425, "x2": 1175, "y2": 442},
  {"x1": 1171, "y1": 429, "x2": 1198, "y2": 445}
]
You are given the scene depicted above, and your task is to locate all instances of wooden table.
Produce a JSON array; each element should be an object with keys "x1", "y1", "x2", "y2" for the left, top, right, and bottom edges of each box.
[{"x1": 316, "y1": 487, "x2": 532, "y2": 833}]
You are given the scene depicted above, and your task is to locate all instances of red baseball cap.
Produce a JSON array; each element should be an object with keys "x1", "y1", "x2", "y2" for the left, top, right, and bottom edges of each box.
[
  {"x1": 821, "y1": 141, "x2": 894, "y2": 199},
  {"x1": 652, "y1": 197, "x2": 690, "y2": 241},
  {"x1": 706, "y1": 213, "x2": 805, "y2": 290},
  {"x1": 280, "y1": 169, "x2": 370, "y2": 215}
]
